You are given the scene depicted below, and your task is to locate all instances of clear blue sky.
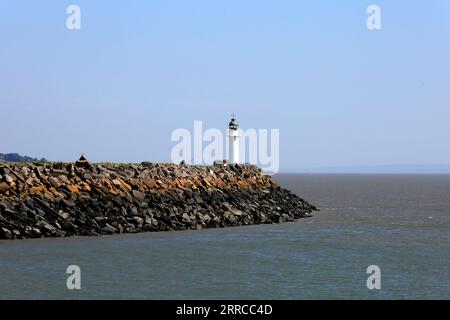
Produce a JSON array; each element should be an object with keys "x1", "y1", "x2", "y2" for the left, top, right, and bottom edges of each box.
[{"x1": 1, "y1": 1, "x2": 450, "y2": 170}]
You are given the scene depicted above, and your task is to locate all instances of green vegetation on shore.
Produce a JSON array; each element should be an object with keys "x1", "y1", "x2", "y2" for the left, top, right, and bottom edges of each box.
[{"x1": 0, "y1": 153, "x2": 46, "y2": 163}]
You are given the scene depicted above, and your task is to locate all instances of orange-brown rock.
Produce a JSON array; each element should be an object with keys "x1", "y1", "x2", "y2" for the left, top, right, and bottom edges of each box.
[{"x1": 0, "y1": 162, "x2": 317, "y2": 239}]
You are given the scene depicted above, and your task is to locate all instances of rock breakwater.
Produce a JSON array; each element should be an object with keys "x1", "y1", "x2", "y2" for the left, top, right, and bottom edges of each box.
[{"x1": 0, "y1": 161, "x2": 317, "y2": 239}]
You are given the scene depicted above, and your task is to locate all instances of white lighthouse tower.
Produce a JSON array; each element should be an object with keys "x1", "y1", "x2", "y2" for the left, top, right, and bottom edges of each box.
[{"x1": 228, "y1": 115, "x2": 240, "y2": 165}]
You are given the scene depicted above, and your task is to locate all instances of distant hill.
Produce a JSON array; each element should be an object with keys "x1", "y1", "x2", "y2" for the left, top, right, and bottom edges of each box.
[
  {"x1": 285, "y1": 164, "x2": 450, "y2": 174},
  {"x1": 0, "y1": 153, "x2": 47, "y2": 163}
]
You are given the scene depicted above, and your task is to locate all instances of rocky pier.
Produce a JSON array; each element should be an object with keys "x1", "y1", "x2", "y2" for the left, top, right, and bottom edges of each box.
[{"x1": 0, "y1": 160, "x2": 317, "y2": 240}]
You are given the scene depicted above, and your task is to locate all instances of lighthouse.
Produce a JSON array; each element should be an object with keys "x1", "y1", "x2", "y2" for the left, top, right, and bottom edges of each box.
[{"x1": 228, "y1": 115, "x2": 240, "y2": 165}]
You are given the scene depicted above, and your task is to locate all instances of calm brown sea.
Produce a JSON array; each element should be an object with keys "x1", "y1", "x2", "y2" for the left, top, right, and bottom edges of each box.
[{"x1": 0, "y1": 174, "x2": 449, "y2": 299}]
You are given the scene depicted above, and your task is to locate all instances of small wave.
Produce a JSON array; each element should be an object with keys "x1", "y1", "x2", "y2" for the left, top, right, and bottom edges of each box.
[{"x1": 320, "y1": 207, "x2": 361, "y2": 211}]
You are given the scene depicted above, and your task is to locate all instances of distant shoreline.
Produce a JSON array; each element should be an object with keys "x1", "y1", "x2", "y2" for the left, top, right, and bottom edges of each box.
[
  {"x1": 277, "y1": 172, "x2": 450, "y2": 175},
  {"x1": 282, "y1": 165, "x2": 450, "y2": 175}
]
